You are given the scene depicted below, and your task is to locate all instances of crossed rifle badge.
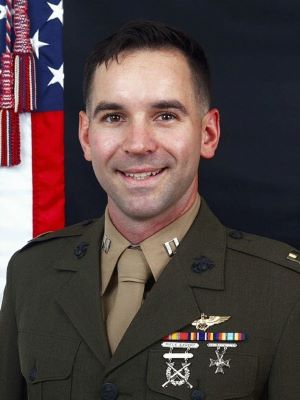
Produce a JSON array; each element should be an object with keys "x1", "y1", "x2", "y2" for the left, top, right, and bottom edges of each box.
[{"x1": 161, "y1": 342, "x2": 199, "y2": 388}]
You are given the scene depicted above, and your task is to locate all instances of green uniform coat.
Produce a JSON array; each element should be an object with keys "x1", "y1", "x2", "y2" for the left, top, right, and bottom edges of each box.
[{"x1": 0, "y1": 201, "x2": 300, "y2": 400}]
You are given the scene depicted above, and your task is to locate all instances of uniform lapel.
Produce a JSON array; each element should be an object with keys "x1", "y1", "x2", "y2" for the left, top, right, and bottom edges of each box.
[
  {"x1": 106, "y1": 200, "x2": 226, "y2": 374},
  {"x1": 54, "y1": 218, "x2": 111, "y2": 366}
]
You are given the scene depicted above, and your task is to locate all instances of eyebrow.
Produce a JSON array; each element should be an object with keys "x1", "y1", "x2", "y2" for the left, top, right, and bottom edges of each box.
[
  {"x1": 150, "y1": 100, "x2": 188, "y2": 115},
  {"x1": 92, "y1": 102, "x2": 124, "y2": 119},
  {"x1": 92, "y1": 99, "x2": 188, "y2": 119}
]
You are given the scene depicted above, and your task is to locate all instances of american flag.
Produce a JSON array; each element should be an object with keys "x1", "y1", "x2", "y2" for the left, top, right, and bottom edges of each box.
[{"x1": 0, "y1": 0, "x2": 65, "y2": 301}]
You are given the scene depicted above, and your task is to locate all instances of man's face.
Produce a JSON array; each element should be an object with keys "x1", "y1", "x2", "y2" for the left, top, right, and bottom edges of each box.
[{"x1": 79, "y1": 49, "x2": 219, "y2": 221}]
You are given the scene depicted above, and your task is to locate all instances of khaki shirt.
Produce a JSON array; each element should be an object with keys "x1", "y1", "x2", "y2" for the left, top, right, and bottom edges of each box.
[{"x1": 101, "y1": 195, "x2": 201, "y2": 319}]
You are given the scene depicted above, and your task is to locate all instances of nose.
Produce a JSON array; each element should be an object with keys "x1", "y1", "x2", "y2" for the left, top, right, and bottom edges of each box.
[{"x1": 122, "y1": 120, "x2": 158, "y2": 155}]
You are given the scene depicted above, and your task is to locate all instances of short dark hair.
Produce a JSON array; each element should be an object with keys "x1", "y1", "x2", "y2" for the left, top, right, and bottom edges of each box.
[{"x1": 83, "y1": 20, "x2": 211, "y2": 110}]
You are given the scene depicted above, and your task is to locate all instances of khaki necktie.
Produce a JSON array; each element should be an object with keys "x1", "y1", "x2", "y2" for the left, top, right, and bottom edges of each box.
[{"x1": 106, "y1": 247, "x2": 151, "y2": 353}]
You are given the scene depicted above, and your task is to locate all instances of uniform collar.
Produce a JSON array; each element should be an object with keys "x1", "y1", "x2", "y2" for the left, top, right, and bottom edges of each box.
[
  {"x1": 101, "y1": 195, "x2": 200, "y2": 294},
  {"x1": 140, "y1": 195, "x2": 200, "y2": 280},
  {"x1": 100, "y1": 209, "x2": 130, "y2": 295}
]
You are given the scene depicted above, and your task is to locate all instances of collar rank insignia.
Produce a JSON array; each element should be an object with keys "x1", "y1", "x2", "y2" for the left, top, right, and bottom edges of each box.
[{"x1": 192, "y1": 313, "x2": 231, "y2": 331}]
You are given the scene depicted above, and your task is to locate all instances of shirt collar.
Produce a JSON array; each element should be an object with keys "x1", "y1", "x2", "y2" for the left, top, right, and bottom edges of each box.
[
  {"x1": 101, "y1": 209, "x2": 130, "y2": 295},
  {"x1": 140, "y1": 195, "x2": 200, "y2": 280},
  {"x1": 101, "y1": 195, "x2": 201, "y2": 294}
]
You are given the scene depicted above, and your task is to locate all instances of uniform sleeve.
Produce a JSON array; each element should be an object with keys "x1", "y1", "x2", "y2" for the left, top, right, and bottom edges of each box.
[
  {"x1": 268, "y1": 296, "x2": 300, "y2": 399},
  {"x1": 0, "y1": 254, "x2": 26, "y2": 399}
]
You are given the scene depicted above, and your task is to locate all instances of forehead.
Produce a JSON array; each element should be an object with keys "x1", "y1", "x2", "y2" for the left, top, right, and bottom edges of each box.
[{"x1": 88, "y1": 49, "x2": 197, "y2": 107}]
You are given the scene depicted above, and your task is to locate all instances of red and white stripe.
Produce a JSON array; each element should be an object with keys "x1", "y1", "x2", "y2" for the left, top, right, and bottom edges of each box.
[{"x1": 0, "y1": 111, "x2": 65, "y2": 302}]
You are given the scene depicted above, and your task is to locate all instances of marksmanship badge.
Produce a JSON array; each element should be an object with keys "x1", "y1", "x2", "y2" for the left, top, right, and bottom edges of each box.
[
  {"x1": 161, "y1": 342, "x2": 199, "y2": 388},
  {"x1": 207, "y1": 343, "x2": 237, "y2": 374},
  {"x1": 192, "y1": 313, "x2": 231, "y2": 331}
]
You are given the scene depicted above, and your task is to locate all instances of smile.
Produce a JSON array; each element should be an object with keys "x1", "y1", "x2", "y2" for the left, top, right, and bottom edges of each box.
[{"x1": 123, "y1": 169, "x2": 162, "y2": 180}]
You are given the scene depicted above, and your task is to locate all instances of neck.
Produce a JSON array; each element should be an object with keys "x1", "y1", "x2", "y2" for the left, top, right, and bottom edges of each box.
[{"x1": 108, "y1": 191, "x2": 199, "y2": 244}]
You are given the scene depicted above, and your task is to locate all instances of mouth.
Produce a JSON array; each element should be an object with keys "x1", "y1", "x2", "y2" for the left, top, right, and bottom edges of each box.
[{"x1": 118, "y1": 168, "x2": 165, "y2": 181}]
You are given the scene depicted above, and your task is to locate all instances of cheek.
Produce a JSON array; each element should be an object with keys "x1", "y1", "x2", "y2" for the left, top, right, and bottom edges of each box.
[
  {"x1": 89, "y1": 133, "x2": 119, "y2": 164},
  {"x1": 169, "y1": 134, "x2": 201, "y2": 163}
]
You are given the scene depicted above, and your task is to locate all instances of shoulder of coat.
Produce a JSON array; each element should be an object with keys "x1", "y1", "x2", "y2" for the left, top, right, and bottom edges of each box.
[
  {"x1": 19, "y1": 219, "x2": 97, "y2": 251},
  {"x1": 226, "y1": 228, "x2": 300, "y2": 274}
]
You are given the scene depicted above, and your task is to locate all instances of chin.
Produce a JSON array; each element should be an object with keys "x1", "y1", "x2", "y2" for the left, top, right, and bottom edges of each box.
[
  {"x1": 108, "y1": 187, "x2": 185, "y2": 221},
  {"x1": 119, "y1": 198, "x2": 171, "y2": 221},
  {"x1": 124, "y1": 206, "x2": 164, "y2": 221}
]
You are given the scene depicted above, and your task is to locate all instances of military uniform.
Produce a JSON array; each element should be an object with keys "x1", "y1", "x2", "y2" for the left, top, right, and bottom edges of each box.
[{"x1": 0, "y1": 200, "x2": 299, "y2": 400}]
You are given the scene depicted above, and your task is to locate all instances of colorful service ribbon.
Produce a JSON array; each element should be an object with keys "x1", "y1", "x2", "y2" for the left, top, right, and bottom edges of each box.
[{"x1": 163, "y1": 332, "x2": 246, "y2": 342}]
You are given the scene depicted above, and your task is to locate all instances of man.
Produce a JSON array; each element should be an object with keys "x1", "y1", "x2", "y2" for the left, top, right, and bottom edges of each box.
[{"x1": 0, "y1": 20, "x2": 299, "y2": 400}]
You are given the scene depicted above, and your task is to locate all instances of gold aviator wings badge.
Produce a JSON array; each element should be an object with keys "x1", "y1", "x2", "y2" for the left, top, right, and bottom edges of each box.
[{"x1": 192, "y1": 313, "x2": 231, "y2": 331}]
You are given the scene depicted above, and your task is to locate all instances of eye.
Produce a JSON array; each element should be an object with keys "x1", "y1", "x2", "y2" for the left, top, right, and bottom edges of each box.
[
  {"x1": 102, "y1": 113, "x2": 124, "y2": 123},
  {"x1": 156, "y1": 112, "x2": 177, "y2": 121}
]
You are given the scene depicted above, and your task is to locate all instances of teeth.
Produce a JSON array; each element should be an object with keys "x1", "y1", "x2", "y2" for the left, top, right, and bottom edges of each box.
[{"x1": 124, "y1": 170, "x2": 161, "y2": 180}]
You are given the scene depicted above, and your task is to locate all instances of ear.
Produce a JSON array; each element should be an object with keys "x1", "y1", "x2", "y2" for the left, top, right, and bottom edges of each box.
[
  {"x1": 200, "y1": 108, "x2": 220, "y2": 159},
  {"x1": 78, "y1": 110, "x2": 92, "y2": 161}
]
